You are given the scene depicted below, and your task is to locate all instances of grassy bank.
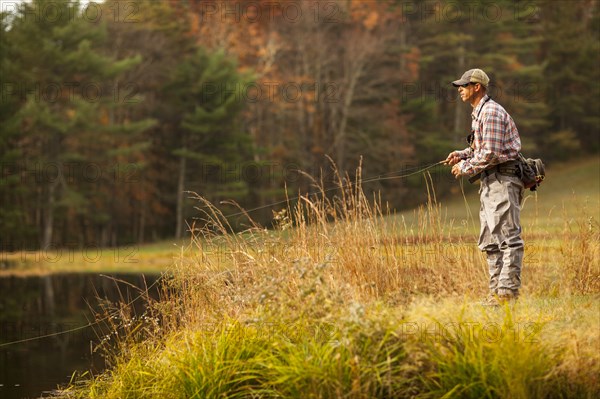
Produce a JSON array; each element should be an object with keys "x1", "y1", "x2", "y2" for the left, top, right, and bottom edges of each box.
[
  {"x1": 51, "y1": 157, "x2": 600, "y2": 398},
  {"x1": 58, "y1": 297, "x2": 599, "y2": 398},
  {"x1": 0, "y1": 239, "x2": 200, "y2": 276}
]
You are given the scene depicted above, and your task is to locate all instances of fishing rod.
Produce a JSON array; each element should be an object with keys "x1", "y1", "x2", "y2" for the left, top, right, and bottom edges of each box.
[
  {"x1": 219, "y1": 159, "x2": 449, "y2": 219},
  {"x1": 0, "y1": 160, "x2": 451, "y2": 347}
]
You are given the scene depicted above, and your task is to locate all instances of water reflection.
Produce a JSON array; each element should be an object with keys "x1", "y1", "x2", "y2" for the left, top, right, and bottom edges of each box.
[{"x1": 0, "y1": 273, "x2": 161, "y2": 399}]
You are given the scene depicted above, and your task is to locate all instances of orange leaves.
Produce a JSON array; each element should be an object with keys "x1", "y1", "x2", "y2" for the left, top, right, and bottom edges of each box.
[
  {"x1": 66, "y1": 108, "x2": 77, "y2": 121},
  {"x1": 188, "y1": 13, "x2": 200, "y2": 36},
  {"x1": 100, "y1": 109, "x2": 110, "y2": 125},
  {"x1": 187, "y1": 0, "x2": 274, "y2": 77},
  {"x1": 405, "y1": 47, "x2": 421, "y2": 81},
  {"x1": 350, "y1": 0, "x2": 403, "y2": 30},
  {"x1": 350, "y1": 0, "x2": 380, "y2": 29},
  {"x1": 363, "y1": 11, "x2": 379, "y2": 31}
]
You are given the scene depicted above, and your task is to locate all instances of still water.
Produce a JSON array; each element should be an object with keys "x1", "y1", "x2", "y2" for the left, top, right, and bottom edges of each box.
[{"x1": 0, "y1": 273, "x2": 161, "y2": 399}]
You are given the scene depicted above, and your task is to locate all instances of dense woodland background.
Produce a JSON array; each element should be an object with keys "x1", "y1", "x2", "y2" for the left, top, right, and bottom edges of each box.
[{"x1": 1, "y1": 0, "x2": 598, "y2": 249}]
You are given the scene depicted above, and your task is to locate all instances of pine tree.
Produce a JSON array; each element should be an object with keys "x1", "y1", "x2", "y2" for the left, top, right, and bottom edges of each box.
[
  {"x1": 97, "y1": 0, "x2": 193, "y2": 245},
  {"x1": 0, "y1": 9, "x2": 32, "y2": 248},
  {"x1": 164, "y1": 48, "x2": 254, "y2": 238},
  {"x1": 540, "y1": 0, "x2": 600, "y2": 155},
  {"x1": 2, "y1": 0, "x2": 153, "y2": 249},
  {"x1": 410, "y1": 0, "x2": 550, "y2": 154}
]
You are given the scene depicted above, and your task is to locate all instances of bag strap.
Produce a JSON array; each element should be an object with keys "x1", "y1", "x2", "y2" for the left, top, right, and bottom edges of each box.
[
  {"x1": 465, "y1": 96, "x2": 495, "y2": 183},
  {"x1": 474, "y1": 96, "x2": 491, "y2": 122},
  {"x1": 466, "y1": 96, "x2": 492, "y2": 148}
]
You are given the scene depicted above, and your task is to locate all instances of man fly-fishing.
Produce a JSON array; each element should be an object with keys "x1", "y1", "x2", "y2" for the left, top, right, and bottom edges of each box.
[{"x1": 444, "y1": 68, "x2": 524, "y2": 306}]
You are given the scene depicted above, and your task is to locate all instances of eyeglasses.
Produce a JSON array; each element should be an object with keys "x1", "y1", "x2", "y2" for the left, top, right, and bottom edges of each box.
[{"x1": 460, "y1": 83, "x2": 473, "y2": 88}]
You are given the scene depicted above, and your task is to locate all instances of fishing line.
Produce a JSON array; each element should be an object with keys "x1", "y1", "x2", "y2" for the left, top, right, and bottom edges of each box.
[
  {"x1": 1, "y1": 160, "x2": 450, "y2": 347},
  {"x1": 459, "y1": 177, "x2": 477, "y2": 231},
  {"x1": 0, "y1": 274, "x2": 166, "y2": 348},
  {"x1": 221, "y1": 160, "x2": 448, "y2": 218}
]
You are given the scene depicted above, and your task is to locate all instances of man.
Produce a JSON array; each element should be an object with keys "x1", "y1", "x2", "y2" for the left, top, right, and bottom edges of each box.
[{"x1": 445, "y1": 68, "x2": 524, "y2": 305}]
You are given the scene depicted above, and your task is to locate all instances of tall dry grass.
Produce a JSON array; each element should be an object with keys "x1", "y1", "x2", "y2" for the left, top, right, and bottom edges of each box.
[{"x1": 55, "y1": 162, "x2": 600, "y2": 398}]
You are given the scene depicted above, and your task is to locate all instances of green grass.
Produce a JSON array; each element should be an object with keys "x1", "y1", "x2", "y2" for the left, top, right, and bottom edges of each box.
[
  {"x1": 407, "y1": 296, "x2": 600, "y2": 398},
  {"x1": 57, "y1": 296, "x2": 599, "y2": 399}
]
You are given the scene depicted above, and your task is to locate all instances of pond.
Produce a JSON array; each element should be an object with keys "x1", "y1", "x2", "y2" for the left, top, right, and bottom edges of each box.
[{"x1": 0, "y1": 273, "x2": 162, "y2": 399}]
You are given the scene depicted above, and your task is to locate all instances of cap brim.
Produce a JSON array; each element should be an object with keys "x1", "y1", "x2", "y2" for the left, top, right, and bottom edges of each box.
[{"x1": 451, "y1": 79, "x2": 469, "y2": 87}]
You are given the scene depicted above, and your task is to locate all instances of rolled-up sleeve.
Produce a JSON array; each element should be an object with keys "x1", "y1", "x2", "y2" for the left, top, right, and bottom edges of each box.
[{"x1": 456, "y1": 147, "x2": 473, "y2": 159}]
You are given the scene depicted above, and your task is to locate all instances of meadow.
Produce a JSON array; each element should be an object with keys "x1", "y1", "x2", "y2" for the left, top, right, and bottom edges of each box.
[{"x1": 53, "y1": 157, "x2": 599, "y2": 398}]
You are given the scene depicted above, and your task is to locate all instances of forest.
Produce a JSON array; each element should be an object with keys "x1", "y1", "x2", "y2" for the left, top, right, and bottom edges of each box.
[{"x1": 1, "y1": 0, "x2": 598, "y2": 249}]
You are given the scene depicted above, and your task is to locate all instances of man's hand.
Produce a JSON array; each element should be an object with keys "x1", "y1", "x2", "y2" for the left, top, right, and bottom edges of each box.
[
  {"x1": 451, "y1": 163, "x2": 464, "y2": 179},
  {"x1": 444, "y1": 151, "x2": 461, "y2": 166}
]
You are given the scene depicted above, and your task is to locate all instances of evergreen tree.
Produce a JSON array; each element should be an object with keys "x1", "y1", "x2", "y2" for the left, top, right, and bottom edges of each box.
[
  {"x1": 164, "y1": 48, "x2": 253, "y2": 238},
  {"x1": 2, "y1": 0, "x2": 153, "y2": 248},
  {"x1": 540, "y1": 0, "x2": 600, "y2": 155},
  {"x1": 0, "y1": 9, "x2": 31, "y2": 248},
  {"x1": 98, "y1": 0, "x2": 194, "y2": 245},
  {"x1": 410, "y1": 0, "x2": 550, "y2": 155}
]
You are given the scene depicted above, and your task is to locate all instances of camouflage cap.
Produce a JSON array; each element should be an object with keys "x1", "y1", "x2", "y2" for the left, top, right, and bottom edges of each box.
[{"x1": 451, "y1": 69, "x2": 490, "y2": 88}]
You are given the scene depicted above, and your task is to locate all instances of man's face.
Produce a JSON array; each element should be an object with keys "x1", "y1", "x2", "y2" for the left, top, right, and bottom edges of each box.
[{"x1": 458, "y1": 83, "x2": 477, "y2": 103}]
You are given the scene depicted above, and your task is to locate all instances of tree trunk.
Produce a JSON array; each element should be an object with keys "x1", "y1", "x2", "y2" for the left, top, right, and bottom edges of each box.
[
  {"x1": 453, "y1": 46, "x2": 466, "y2": 137},
  {"x1": 100, "y1": 225, "x2": 109, "y2": 248},
  {"x1": 138, "y1": 194, "x2": 146, "y2": 244},
  {"x1": 42, "y1": 275, "x2": 55, "y2": 316},
  {"x1": 335, "y1": 66, "x2": 361, "y2": 173},
  {"x1": 175, "y1": 154, "x2": 186, "y2": 239},
  {"x1": 41, "y1": 181, "x2": 57, "y2": 250}
]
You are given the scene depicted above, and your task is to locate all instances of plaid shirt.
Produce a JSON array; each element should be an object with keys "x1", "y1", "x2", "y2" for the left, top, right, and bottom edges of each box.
[{"x1": 456, "y1": 95, "x2": 521, "y2": 176}]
